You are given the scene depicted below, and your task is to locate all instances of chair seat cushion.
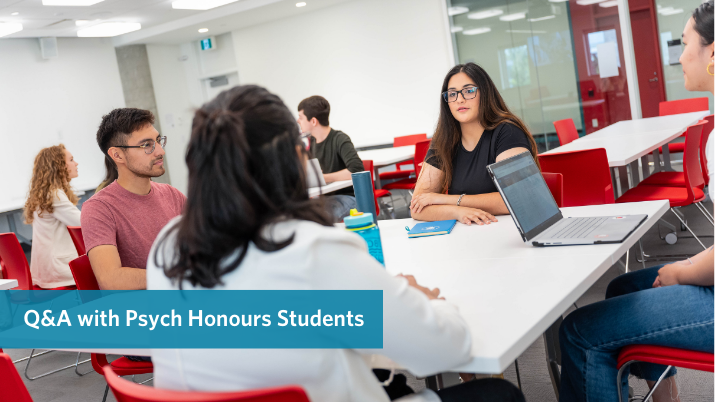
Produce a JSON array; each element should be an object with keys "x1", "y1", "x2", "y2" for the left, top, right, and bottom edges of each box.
[
  {"x1": 617, "y1": 184, "x2": 704, "y2": 207},
  {"x1": 641, "y1": 172, "x2": 705, "y2": 190},
  {"x1": 658, "y1": 142, "x2": 685, "y2": 154},
  {"x1": 379, "y1": 169, "x2": 414, "y2": 180},
  {"x1": 383, "y1": 178, "x2": 417, "y2": 191},
  {"x1": 110, "y1": 357, "x2": 154, "y2": 371},
  {"x1": 374, "y1": 189, "x2": 391, "y2": 198},
  {"x1": 617, "y1": 345, "x2": 714, "y2": 372}
]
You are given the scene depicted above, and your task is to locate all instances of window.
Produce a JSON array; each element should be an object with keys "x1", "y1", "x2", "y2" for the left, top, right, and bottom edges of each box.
[{"x1": 498, "y1": 45, "x2": 531, "y2": 89}]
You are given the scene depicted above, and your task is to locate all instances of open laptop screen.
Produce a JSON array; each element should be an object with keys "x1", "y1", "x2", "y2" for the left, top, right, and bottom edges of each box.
[{"x1": 488, "y1": 152, "x2": 562, "y2": 240}]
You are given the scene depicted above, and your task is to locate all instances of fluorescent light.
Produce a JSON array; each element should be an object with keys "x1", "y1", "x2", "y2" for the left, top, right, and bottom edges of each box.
[
  {"x1": 75, "y1": 20, "x2": 90, "y2": 26},
  {"x1": 529, "y1": 15, "x2": 556, "y2": 22},
  {"x1": 171, "y1": 0, "x2": 238, "y2": 10},
  {"x1": 451, "y1": 26, "x2": 464, "y2": 33},
  {"x1": 296, "y1": 2, "x2": 306, "y2": 6},
  {"x1": 42, "y1": 0, "x2": 104, "y2": 5},
  {"x1": 467, "y1": 9, "x2": 503, "y2": 19},
  {"x1": 463, "y1": 27, "x2": 491, "y2": 35},
  {"x1": 500, "y1": 12, "x2": 526, "y2": 21},
  {"x1": 77, "y1": 22, "x2": 140, "y2": 37},
  {"x1": 448, "y1": 6, "x2": 469, "y2": 16},
  {"x1": 659, "y1": 7, "x2": 683, "y2": 15},
  {"x1": 198, "y1": 28, "x2": 208, "y2": 33},
  {"x1": 576, "y1": 0, "x2": 607, "y2": 5},
  {"x1": 507, "y1": 29, "x2": 547, "y2": 34},
  {"x1": 599, "y1": 1, "x2": 618, "y2": 7},
  {"x1": 11, "y1": 12, "x2": 19, "y2": 16},
  {"x1": 0, "y1": 22, "x2": 22, "y2": 37}
]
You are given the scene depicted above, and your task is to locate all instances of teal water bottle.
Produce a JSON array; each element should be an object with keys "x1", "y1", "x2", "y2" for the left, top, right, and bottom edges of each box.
[{"x1": 344, "y1": 209, "x2": 385, "y2": 265}]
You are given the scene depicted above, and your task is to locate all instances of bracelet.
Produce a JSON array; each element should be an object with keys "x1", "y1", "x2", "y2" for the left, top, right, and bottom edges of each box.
[
  {"x1": 457, "y1": 194, "x2": 465, "y2": 206},
  {"x1": 687, "y1": 257, "x2": 693, "y2": 265}
]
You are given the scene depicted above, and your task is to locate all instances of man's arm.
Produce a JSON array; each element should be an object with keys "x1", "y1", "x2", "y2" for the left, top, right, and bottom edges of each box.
[
  {"x1": 336, "y1": 133, "x2": 364, "y2": 174},
  {"x1": 87, "y1": 245, "x2": 146, "y2": 290},
  {"x1": 324, "y1": 169, "x2": 352, "y2": 183}
]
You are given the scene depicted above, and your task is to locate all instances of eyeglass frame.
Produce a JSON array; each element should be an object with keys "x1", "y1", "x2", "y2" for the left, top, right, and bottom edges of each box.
[
  {"x1": 115, "y1": 136, "x2": 167, "y2": 154},
  {"x1": 442, "y1": 86, "x2": 479, "y2": 103}
]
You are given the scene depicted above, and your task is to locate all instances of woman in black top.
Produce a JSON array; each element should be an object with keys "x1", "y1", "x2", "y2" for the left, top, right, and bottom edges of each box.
[{"x1": 410, "y1": 63, "x2": 540, "y2": 224}]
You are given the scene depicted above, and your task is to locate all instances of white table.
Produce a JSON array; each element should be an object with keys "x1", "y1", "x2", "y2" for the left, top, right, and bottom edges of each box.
[
  {"x1": 0, "y1": 279, "x2": 18, "y2": 290},
  {"x1": 308, "y1": 180, "x2": 352, "y2": 198},
  {"x1": 542, "y1": 111, "x2": 708, "y2": 195},
  {"x1": 358, "y1": 147, "x2": 415, "y2": 188}
]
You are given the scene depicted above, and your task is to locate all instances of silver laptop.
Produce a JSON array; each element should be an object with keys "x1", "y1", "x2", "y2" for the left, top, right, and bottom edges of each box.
[
  {"x1": 306, "y1": 159, "x2": 326, "y2": 188},
  {"x1": 487, "y1": 152, "x2": 647, "y2": 246}
]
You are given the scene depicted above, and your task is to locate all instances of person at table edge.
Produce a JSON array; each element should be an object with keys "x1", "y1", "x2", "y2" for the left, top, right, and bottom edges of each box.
[{"x1": 410, "y1": 62, "x2": 541, "y2": 225}]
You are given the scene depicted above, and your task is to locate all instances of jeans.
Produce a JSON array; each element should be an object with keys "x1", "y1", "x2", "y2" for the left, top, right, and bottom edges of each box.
[
  {"x1": 559, "y1": 265, "x2": 714, "y2": 402},
  {"x1": 324, "y1": 195, "x2": 357, "y2": 223}
]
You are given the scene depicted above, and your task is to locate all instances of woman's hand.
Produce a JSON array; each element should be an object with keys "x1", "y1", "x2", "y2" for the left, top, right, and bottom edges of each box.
[
  {"x1": 397, "y1": 274, "x2": 443, "y2": 300},
  {"x1": 455, "y1": 207, "x2": 497, "y2": 226},
  {"x1": 652, "y1": 262, "x2": 687, "y2": 288},
  {"x1": 410, "y1": 193, "x2": 451, "y2": 214}
]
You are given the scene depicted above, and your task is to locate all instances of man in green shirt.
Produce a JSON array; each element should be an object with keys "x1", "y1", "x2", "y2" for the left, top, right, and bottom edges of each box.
[{"x1": 297, "y1": 95, "x2": 364, "y2": 221}]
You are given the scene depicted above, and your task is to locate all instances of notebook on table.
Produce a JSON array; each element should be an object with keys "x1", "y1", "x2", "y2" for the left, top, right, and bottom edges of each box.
[{"x1": 407, "y1": 220, "x2": 457, "y2": 238}]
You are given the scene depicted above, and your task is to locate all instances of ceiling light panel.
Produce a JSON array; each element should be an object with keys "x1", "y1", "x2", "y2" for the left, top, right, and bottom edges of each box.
[
  {"x1": 448, "y1": 6, "x2": 469, "y2": 16},
  {"x1": 467, "y1": 9, "x2": 503, "y2": 19},
  {"x1": 172, "y1": 0, "x2": 238, "y2": 10},
  {"x1": 451, "y1": 26, "x2": 464, "y2": 33},
  {"x1": 500, "y1": 12, "x2": 526, "y2": 21},
  {"x1": 529, "y1": 15, "x2": 556, "y2": 22},
  {"x1": 576, "y1": 0, "x2": 607, "y2": 5},
  {"x1": 659, "y1": 7, "x2": 683, "y2": 15},
  {"x1": 296, "y1": 2, "x2": 307, "y2": 6},
  {"x1": 463, "y1": 27, "x2": 491, "y2": 35},
  {"x1": 42, "y1": 0, "x2": 105, "y2": 5},
  {"x1": 599, "y1": 1, "x2": 618, "y2": 7},
  {"x1": 0, "y1": 22, "x2": 23, "y2": 37},
  {"x1": 77, "y1": 22, "x2": 140, "y2": 37}
]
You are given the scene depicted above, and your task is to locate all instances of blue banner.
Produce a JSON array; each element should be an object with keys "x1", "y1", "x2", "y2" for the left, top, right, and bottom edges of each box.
[{"x1": 0, "y1": 290, "x2": 383, "y2": 349}]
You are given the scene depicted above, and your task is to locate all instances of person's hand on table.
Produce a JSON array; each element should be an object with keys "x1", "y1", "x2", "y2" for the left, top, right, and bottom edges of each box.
[
  {"x1": 455, "y1": 207, "x2": 497, "y2": 226},
  {"x1": 652, "y1": 261, "x2": 688, "y2": 288},
  {"x1": 397, "y1": 274, "x2": 443, "y2": 300},
  {"x1": 410, "y1": 193, "x2": 451, "y2": 214}
]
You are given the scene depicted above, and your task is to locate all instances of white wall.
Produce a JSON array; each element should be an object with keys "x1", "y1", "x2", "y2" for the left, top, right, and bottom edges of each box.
[
  {"x1": 231, "y1": 0, "x2": 453, "y2": 147},
  {"x1": 0, "y1": 38, "x2": 125, "y2": 212}
]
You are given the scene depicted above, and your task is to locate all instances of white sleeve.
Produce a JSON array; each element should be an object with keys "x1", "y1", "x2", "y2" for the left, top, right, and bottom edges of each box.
[
  {"x1": 52, "y1": 190, "x2": 82, "y2": 227},
  {"x1": 309, "y1": 234, "x2": 472, "y2": 377}
]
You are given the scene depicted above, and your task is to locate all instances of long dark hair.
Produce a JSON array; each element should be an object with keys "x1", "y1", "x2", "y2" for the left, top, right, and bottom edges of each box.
[
  {"x1": 431, "y1": 63, "x2": 540, "y2": 193},
  {"x1": 156, "y1": 85, "x2": 332, "y2": 289},
  {"x1": 692, "y1": 0, "x2": 714, "y2": 47}
]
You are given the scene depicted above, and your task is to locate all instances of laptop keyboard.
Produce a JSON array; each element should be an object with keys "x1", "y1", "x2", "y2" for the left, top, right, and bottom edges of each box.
[{"x1": 552, "y1": 217, "x2": 609, "y2": 239}]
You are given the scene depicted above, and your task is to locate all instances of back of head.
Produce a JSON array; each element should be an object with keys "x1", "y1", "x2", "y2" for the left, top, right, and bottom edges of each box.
[
  {"x1": 693, "y1": 0, "x2": 714, "y2": 46},
  {"x1": 24, "y1": 144, "x2": 77, "y2": 224},
  {"x1": 95, "y1": 108, "x2": 155, "y2": 191},
  {"x1": 158, "y1": 85, "x2": 332, "y2": 289},
  {"x1": 298, "y1": 95, "x2": 331, "y2": 126}
]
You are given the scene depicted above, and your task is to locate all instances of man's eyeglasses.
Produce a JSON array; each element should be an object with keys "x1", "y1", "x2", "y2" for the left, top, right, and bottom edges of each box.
[
  {"x1": 442, "y1": 87, "x2": 478, "y2": 103},
  {"x1": 116, "y1": 136, "x2": 167, "y2": 154}
]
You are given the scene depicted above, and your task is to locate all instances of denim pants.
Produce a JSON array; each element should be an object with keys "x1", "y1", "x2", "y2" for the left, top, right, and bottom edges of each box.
[
  {"x1": 324, "y1": 195, "x2": 357, "y2": 223},
  {"x1": 559, "y1": 265, "x2": 714, "y2": 402}
]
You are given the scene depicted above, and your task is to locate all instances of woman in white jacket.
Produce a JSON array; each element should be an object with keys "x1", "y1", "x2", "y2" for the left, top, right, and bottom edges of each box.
[
  {"x1": 147, "y1": 85, "x2": 525, "y2": 401},
  {"x1": 23, "y1": 144, "x2": 81, "y2": 289}
]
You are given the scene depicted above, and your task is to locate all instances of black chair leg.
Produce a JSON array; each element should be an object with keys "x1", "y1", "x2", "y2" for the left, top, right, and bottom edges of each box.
[{"x1": 102, "y1": 383, "x2": 109, "y2": 402}]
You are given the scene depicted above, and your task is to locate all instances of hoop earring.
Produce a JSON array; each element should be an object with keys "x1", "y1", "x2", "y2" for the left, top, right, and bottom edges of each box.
[{"x1": 708, "y1": 62, "x2": 714, "y2": 76}]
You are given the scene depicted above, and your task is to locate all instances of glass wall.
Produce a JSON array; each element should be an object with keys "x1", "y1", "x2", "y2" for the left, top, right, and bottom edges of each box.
[{"x1": 447, "y1": 0, "x2": 636, "y2": 151}]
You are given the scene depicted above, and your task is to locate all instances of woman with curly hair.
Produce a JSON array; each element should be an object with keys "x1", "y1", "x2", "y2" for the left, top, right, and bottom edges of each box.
[{"x1": 23, "y1": 144, "x2": 81, "y2": 289}]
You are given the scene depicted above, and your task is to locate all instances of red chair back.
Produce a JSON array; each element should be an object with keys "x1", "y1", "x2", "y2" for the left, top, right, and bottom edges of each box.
[
  {"x1": 539, "y1": 148, "x2": 614, "y2": 207},
  {"x1": 68, "y1": 255, "x2": 101, "y2": 305},
  {"x1": 0, "y1": 233, "x2": 33, "y2": 290},
  {"x1": 681, "y1": 122, "x2": 705, "y2": 202},
  {"x1": 553, "y1": 118, "x2": 579, "y2": 146},
  {"x1": 393, "y1": 134, "x2": 427, "y2": 147},
  {"x1": 0, "y1": 353, "x2": 33, "y2": 402},
  {"x1": 659, "y1": 97, "x2": 709, "y2": 116},
  {"x1": 362, "y1": 160, "x2": 380, "y2": 215},
  {"x1": 104, "y1": 365, "x2": 310, "y2": 402},
  {"x1": 542, "y1": 173, "x2": 564, "y2": 208},
  {"x1": 700, "y1": 115, "x2": 713, "y2": 184},
  {"x1": 414, "y1": 140, "x2": 431, "y2": 179},
  {"x1": 67, "y1": 226, "x2": 86, "y2": 255}
]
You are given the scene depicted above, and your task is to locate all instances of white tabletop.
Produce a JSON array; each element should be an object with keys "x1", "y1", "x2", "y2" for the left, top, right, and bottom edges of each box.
[
  {"x1": 358, "y1": 146, "x2": 415, "y2": 168},
  {"x1": 542, "y1": 111, "x2": 708, "y2": 167},
  {"x1": 308, "y1": 180, "x2": 352, "y2": 198},
  {"x1": 0, "y1": 279, "x2": 18, "y2": 290}
]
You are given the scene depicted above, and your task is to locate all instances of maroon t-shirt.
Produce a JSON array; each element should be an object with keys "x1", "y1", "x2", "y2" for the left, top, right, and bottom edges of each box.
[{"x1": 81, "y1": 181, "x2": 186, "y2": 269}]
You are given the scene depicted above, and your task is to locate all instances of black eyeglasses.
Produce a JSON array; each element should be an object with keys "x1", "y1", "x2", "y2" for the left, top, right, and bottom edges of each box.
[
  {"x1": 116, "y1": 136, "x2": 167, "y2": 154},
  {"x1": 442, "y1": 86, "x2": 479, "y2": 103}
]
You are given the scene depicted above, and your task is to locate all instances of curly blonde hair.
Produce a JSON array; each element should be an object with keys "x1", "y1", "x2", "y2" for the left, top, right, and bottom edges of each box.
[{"x1": 24, "y1": 144, "x2": 78, "y2": 224}]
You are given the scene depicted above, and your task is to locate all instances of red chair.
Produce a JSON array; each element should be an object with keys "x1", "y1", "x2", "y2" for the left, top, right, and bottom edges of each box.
[
  {"x1": 104, "y1": 365, "x2": 310, "y2": 402},
  {"x1": 616, "y1": 345, "x2": 714, "y2": 402},
  {"x1": 378, "y1": 134, "x2": 427, "y2": 182},
  {"x1": 538, "y1": 149, "x2": 614, "y2": 207},
  {"x1": 542, "y1": 173, "x2": 564, "y2": 208},
  {"x1": 617, "y1": 121, "x2": 709, "y2": 248},
  {"x1": 553, "y1": 118, "x2": 579, "y2": 146},
  {"x1": 0, "y1": 353, "x2": 33, "y2": 402},
  {"x1": 383, "y1": 139, "x2": 431, "y2": 191},
  {"x1": 658, "y1": 97, "x2": 709, "y2": 154},
  {"x1": 67, "y1": 226, "x2": 86, "y2": 255},
  {"x1": 69, "y1": 255, "x2": 154, "y2": 402},
  {"x1": 362, "y1": 160, "x2": 391, "y2": 217},
  {"x1": 700, "y1": 115, "x2": 713, "y2": 185}
]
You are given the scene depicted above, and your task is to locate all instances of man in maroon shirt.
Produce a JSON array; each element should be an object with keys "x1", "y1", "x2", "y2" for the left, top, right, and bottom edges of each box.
[{"x1": 82, "y1": 108, "x2": 186, "y2": 290}]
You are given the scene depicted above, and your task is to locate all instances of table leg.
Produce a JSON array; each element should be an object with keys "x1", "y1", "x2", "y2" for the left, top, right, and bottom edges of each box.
[
  {"x1": 373, "y1": 167, "x2": 382, "y2": 189},
  {"x1": 640, "y1": 155, "x2": 651, "y2": 180},
  {"x1": 611, "y1": 168, "x2": 620, "y2": 199},
  {"x1": 618, "y1": 166, "x2": 630, "y2": 194},
  {"x1": 661, "y1": 143, "x2": 674, "y2": 171},
  {"x1": 629, "y1": 160, "x2": 640, "y2": 187}
]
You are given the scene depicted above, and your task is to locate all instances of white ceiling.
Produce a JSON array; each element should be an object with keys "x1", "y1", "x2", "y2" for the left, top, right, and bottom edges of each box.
[{"x1": 0, "y1": 0, "x2": 350, "y2": 45}]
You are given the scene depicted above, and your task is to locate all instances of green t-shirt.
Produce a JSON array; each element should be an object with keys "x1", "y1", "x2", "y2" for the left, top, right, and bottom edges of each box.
[{"x1": 309, "y1": 128, "x2": 364, "y2": 196}]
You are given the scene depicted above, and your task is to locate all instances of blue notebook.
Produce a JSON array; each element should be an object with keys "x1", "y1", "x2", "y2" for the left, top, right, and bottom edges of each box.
[{"x1": 407, "y1": 220, "x2": 457, "y2": 238}]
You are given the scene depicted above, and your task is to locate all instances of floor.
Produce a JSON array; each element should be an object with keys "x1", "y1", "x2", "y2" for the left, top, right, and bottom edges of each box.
[{"x1": 4, "y1": 194, "x2": 713, "y2": 402}]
